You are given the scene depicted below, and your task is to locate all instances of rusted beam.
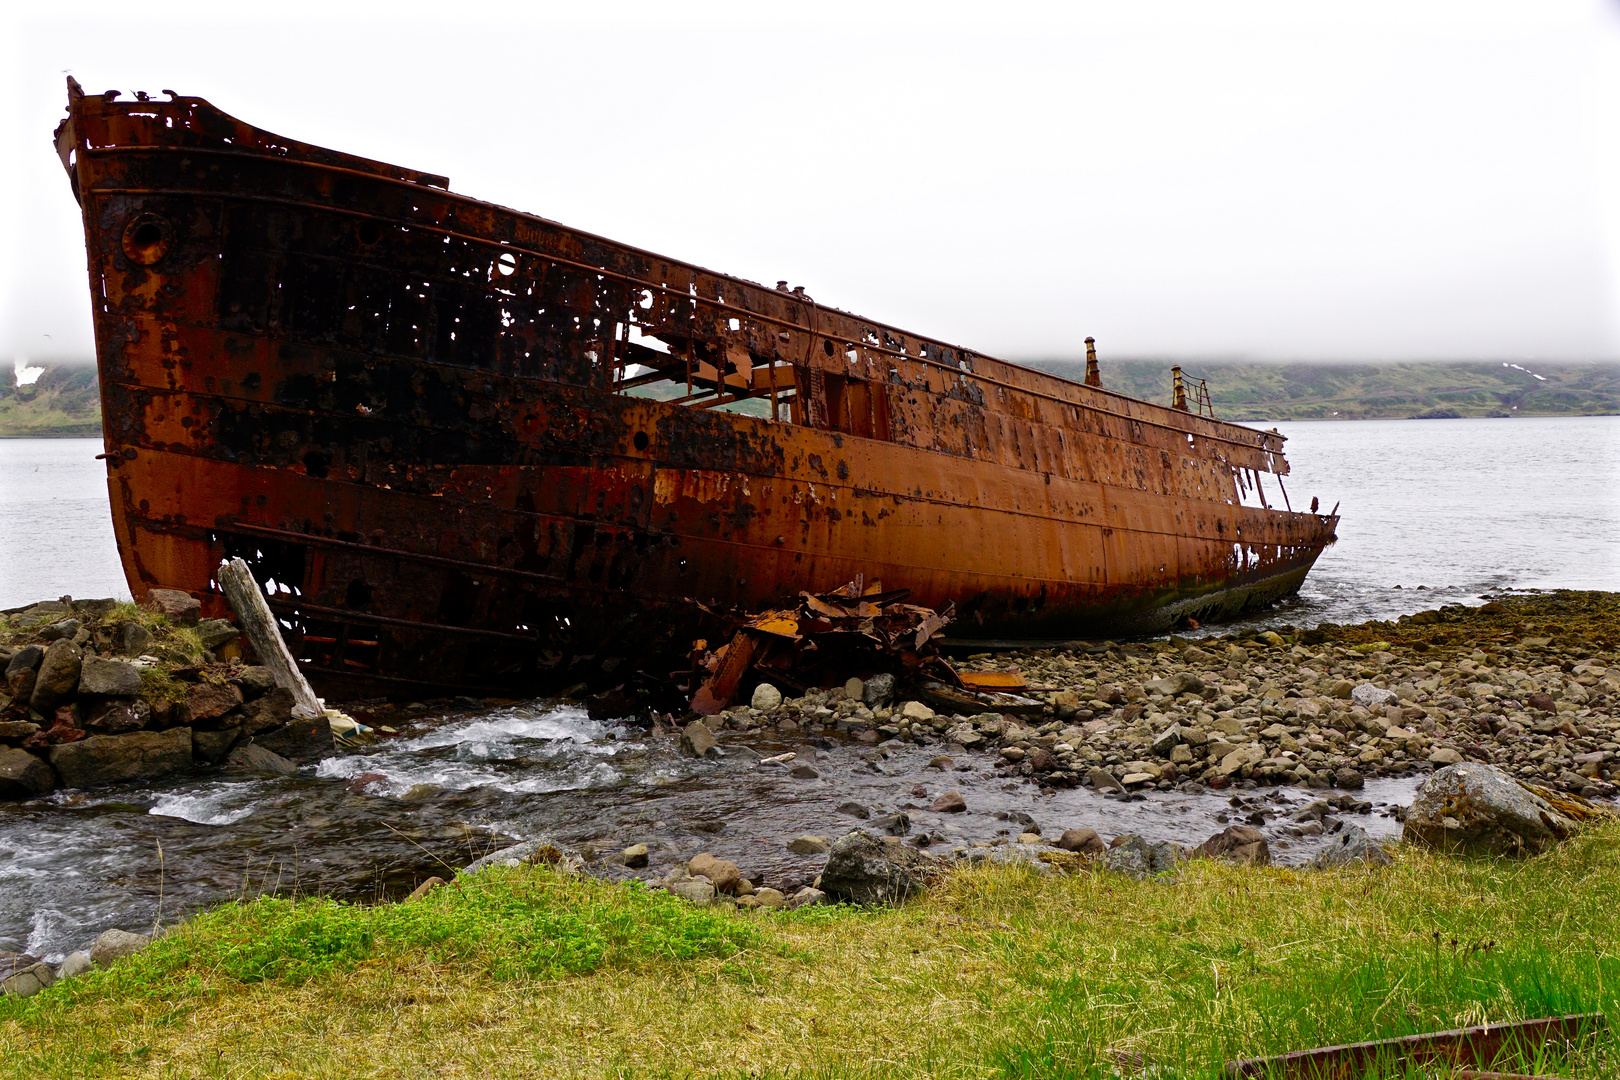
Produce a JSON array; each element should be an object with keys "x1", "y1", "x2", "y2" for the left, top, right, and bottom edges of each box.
[{"x1": 1224, "y1": 1013, "x2": 1606, "y2": 1079}]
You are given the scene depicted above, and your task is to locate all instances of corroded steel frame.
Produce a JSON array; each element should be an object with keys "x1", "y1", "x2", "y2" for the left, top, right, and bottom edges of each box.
[{"x1": 55, "y1": 80, "x2": 1337, "y2": 698}]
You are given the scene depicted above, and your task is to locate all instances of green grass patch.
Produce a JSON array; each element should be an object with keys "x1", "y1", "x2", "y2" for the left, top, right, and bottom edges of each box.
[{"x1": 2, "y1": 828, "x2": 1617, "y2": 1078}]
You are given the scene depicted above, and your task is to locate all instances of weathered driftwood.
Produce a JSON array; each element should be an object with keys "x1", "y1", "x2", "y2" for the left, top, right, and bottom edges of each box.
[{"x1": 216, "y1": 557, "x2": 323, "y2": 720}]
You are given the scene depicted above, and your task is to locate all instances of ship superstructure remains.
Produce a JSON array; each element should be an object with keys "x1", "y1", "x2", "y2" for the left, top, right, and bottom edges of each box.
[{"x1": 56, "y1": 80, "x2": 1337, "y2": 697}]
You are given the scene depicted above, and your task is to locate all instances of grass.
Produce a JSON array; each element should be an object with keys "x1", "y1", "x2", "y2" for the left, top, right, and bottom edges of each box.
[{"x1": 2, "y1": 826, "x2": 1618, "y2": 1079}]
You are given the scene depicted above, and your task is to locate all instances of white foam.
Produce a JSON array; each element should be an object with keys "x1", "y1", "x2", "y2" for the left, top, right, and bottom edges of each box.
[{"x1": 147, "y1": 786, "x2": 257, "y2": 826}]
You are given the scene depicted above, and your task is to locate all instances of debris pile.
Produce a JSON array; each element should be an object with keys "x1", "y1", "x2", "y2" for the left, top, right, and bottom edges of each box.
[{"x1": 689, "y1": 578, "x2": 958, "y2": 715}]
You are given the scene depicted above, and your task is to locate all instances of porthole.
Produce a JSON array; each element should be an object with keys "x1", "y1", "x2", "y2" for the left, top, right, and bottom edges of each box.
[{"x1": 121, "y1": 213, "x2": 171, "y2": 266}]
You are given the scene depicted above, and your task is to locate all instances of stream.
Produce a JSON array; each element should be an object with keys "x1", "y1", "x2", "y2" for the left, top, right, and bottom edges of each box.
[{"x1": 0, "y1": 699, "x2": 1416, "y2": 961}]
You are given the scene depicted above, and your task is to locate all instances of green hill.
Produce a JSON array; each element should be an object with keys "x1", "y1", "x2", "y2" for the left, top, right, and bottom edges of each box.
[
  {"x1": 3, "y1": 359, "x2": 1616, "y2": 437},
  {"x1": 1026, "y1": 358, "x2": 1620, "y2": 422},
  {"x1": 0, "y1": 365, "x2": 102, "y2": 437}
]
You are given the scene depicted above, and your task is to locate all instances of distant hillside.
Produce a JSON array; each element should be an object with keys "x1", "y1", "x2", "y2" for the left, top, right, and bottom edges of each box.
[
  {"x1": 1025, "y1": 358, "x2": 1620, "y2": 421},
  {"x1": 0, "y1": 366, "x2": 101, "y2": 437},
  {"x1": 2, "y1": 359, "x2": 1615, "y2": 437}
]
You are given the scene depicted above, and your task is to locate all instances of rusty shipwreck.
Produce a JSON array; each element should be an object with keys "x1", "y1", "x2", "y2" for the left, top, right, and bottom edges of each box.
[{"x1": 55, "y1": 80, "x2": 1338, "y2": 699}]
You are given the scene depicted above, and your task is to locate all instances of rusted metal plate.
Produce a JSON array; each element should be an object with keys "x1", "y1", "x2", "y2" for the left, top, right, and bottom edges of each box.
[
  {"x1": 55, "y1": 79, "x2": 1339, "y2": 698},
  {"x1": 959, "y1": 671, "x2": 1028, "y2": 691},
  {"x1": 1225, "y1": 1013, "x2": 1607, "y2": 1079}
]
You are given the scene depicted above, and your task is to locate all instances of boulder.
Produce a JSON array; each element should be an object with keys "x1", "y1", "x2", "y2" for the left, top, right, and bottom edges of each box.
[
  {"x1": 38, "y1": 618, "x2": 82, "y2": 642},
  {"x1": 863, "y1": 672, "x2": 896, "y2": 707},
  {"x1": 787, "y1": 835, "x2": 832, "y2": 855},
  {"x1": 252, "y1": 715, "x2": 335, "y2": 763},
  {"x1": 232, "y1": 666, "x2": 278, "y2": 700},
  {"x1": 843, "y1": 677, "x2": 865, "y2": 702},
  {"x1": 1102, "y1": 835, "x2": 1187, "y2": 878},
  {"x1": 619, "y1": 843, "x2": 649, "y2": 869},
  {"x1": 1087, "y1": 767, "x2": 1125, "y2": 793},
  {"x1": 678, "y1": 719, "x2": 720, "y2": 758},
  {"x1": 1141, "y1": 672, "x2": 1205, "y2": 697},
  {"x1": 0, "y1": 748, "x2": 56, "y2": 799},
  {"x1": 194, "y1": 618, "x2": 240, "y2": 650},
  {"x1": 56, "y1": 951, "x2": 93, "y2": 980},
  {"x1": 224, "y1": 742, "x2": 299, "y2": 776},
  {"x1": 1194, "y1": 825, "x2": 1271, "y2": 866},
  {"x1": 787, "y1": 886, "x2": 828, "y2": 909},
  {"x1": 819, "y1": 830, "x2": 938, "y2": 904},
  {"x1": 1351, "y1": 683, "x2": 1398, "y2": 709},
  {"x1": 142, "y1": 588, "x2": 200, "y2": 626},
  {"x1": 49, "y1": 728, "x2": 193, "y2": 788},
  {"x1": 238, "y1": 687, "x2": 295, "y2": 735},
  {"x1": 76, "y1": 657, "x2": 143, "y2": 697},
  {"x1": 1427, "y1": 747, "x2": 1464, "y2": 765},
  {"x1": 89, "y1": 928, "x2": 152, "y2": 968},
  {"x1": 899, "y1": 700, "x2": 936, "y2": 723},
  {"x1": 1055, "y1": 828, "x2": 1105, "y2": 855},
  {"x1": 688, "y1": 853, "x2": 742, "y2": 893},
  {"x1": 874, "y1": 812, "x2": 911, "y2": 836},
  {"x1": 1403, "y1": 762, "x2": 1589, "y2": 857},
  {"x1": 118, "y1": 621, "x2": 153, "y2": 657},
  {"x1": 28, "y1": 639, "x2": 82, "y2": 714},
  {"x1": 931, "y1": 790, "x2": 967, "y2": 813},
  {"x1": 668, "y1": 880, "x2": 716, "y2": 904},
  {"x1": 192, "y1": 726, "x2": 241, "y2": 764},
  {"x1": 789, "y1": 764, "x2": 820, "y2": 779},
  {"x1": 750, "y1": 683, "x2": 783, "y2": 711},
  {"x1": 1312, "y1": 824, "x2": 1393, "y2": 868},
  {"x1": 4, "y1": 647, "x2": 43, "y2": 698},
  {"x1": 0, "y1": 720, "x2": 40, "y2": 741},
  {"x1": 0, "y1": 959, "x2": 55, "y2": 998},
  {"x1": 179, "y1": 681, "x2": 243, "y2": 726}
]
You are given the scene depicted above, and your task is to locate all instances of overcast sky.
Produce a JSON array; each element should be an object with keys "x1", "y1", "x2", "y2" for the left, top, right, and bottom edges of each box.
[{"x1": 3, "y1": 0, "x2": 1618, "y2": 368}]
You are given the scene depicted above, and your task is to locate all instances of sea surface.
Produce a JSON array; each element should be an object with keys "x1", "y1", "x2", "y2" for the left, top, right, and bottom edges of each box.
[{"x1": 1, "y1": 417, "x2": 1616, "y2": 958}]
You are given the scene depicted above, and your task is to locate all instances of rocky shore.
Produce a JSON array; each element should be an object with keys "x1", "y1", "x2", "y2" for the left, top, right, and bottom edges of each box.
[
  {"x1": 695, "y1": 591, "x2": 1617, "y2": 802},
  {"x1": 1, "y1": 591, "x2": 321, "y2": 800}
]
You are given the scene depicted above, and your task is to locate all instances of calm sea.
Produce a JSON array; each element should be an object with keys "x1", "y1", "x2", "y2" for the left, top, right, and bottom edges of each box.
[{"x1": 2, "y1": 416, "x2": 1616, "y2": 615}]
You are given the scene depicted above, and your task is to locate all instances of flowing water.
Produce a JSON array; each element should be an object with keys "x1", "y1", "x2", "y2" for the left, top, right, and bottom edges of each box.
[{"x1": 2, "y1": 416, "x2": 1616, "y2": 958}]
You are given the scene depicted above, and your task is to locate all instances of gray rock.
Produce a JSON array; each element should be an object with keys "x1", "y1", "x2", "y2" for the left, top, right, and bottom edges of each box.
[
  {"x1": 1102, "y1": 835, "x2": 1188, "y2": 878},
  {"x1": 38, "y1": 618, "x2": 82, "y2": 642},
  {"x1": 4, "y1": 646, "x2": 43, "y2": 694},
  {"x1": 619, "y1": 843, "x2": 649, "y2": 869},
  {"x1": 679, "y1": 720, "x2": 720, "y2": 758},
  {"x1": 28, "y1": 639, "x2": 83, "y2": 713},
  {"x1": 195, "y1": 619, "x2": 240, "y2": 649},
  {"x1": 668, "y1": 879, "x2": 716, "y2": 904},
  {"x1": 1087, "y1": 767, "x2": 1125, "y2": 793},
  {"x1": 874, "y1": 812, "x2": 911, "y2": 836},
  {"x1": 1334, "y1": 767, "x2": 1365, "y2": 790},
  {"x1": 192, "y1": 726, "x2": 242, "y2": 764},
  {"x1": 142, "y1": 588, "x2": 200, "y2": 626},
  {"x1": 787, "y1": 835, "x2": 832, "y2": 855},
  {"x1": 0, "y1": 748, "x2": 56, "y2": 799},
  {"x1": 750, "y1": 683, "x2": 783, "y2": 711},
  {"x1": 1150, "y1": 724, "x2": 1182, "y2": 756},
  {"x1": 90, "y1": 928, "x2": 152, "y2": 968},
  {"x1": 1403, "y1": 762, "x2": 1587, "y2": 857},
  {"x1": 119, "y1": 621, "x2": 153, "y2": 657},
  {"x1": 689, "y1": 853, "x2": 742, "y2": 893},
  {"x1": 786, "y1": 886, "x2": 828, "y2": 909},
  {"x1": 0, "y1": 959, "x2": 55, "y2": 998},
  {"x1": 232, "y1": 666, "x2": 277, "y2": 700},
  {"x1": 458, "y1": 838, "x2": 576, "y2": 876},
  {"x1": 77, "y1": 656, "x2": 143, "y2": 697},
  {"x1": 836, "y1": 801, "x2": 871, "y2": 819},
  {"x1": 83, "y1": 699, "x2": 149, "y2": 734},
  {"x1": 819, "y1": 830, "x2": 938, "y2": 904},
  {"x1": 56, "y1": 950, "x2": 92, "y2": 980},
  {"x1": 238, "y1": 687, "x2": 295, "y2": 736},
  {"x1": 224, "y1": 742, "x2": 298, "y2": 775},
  {"x1": 1351, "y1": 683, "x2": 1398, "y2": 709},
  {"x1": 50, "y1": 728, "x2": 193, "y2": 788},
  {"x1": 863, "y1": 672, "x2": 897, "y2": 708},
  {"x1": 1193, "y1": 825, "x2": 1271, "y2": 866},
  {"x1": 1312, "y1": 824, "x2": 1393, "y2": 868},
  {"x1": 1055, "y1": 828, "x2": 1105, "y2": 855},
  {"x1": 1428, "y1": 747, "x2": 1464, "y2": 765},
  {"x1": 789, "y1": 764, "x2": 820, "y2": 779},
  {"x1": 252, "y1": 715, "x2": 335, "y2": 764},
  {"x1": 1141, "y1": 672, "x2": 1206, "y2": 698}
]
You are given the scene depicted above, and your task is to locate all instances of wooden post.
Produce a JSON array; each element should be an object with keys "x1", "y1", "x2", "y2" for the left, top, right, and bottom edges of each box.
[{"x1": 216, "y1": 557, "x2": 324, "y2": 720}]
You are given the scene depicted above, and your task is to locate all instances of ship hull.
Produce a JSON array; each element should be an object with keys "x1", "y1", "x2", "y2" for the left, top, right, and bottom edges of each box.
[{"x1": 57, "y1": 82, "x2": 1337, "y2": 698}]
